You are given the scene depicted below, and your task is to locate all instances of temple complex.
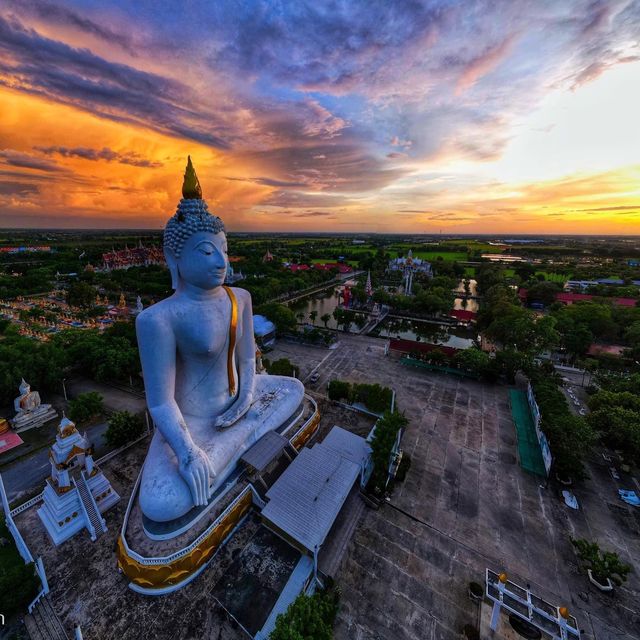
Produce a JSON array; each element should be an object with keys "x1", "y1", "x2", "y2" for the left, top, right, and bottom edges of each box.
[
  {"x1": 387, "y1": 250, "x2": 432, "y2": 295},
  {"x1": 10, "y1": 378, "x2": 57, "y2": 432},
  {"x1": 38, "y1": 416, "x2": 119, "y2": 545}
]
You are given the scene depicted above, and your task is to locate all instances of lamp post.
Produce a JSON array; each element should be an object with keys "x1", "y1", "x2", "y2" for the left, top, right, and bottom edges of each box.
[{"x1": 62, "y1": 378, "x2": 68, "y2": 402}]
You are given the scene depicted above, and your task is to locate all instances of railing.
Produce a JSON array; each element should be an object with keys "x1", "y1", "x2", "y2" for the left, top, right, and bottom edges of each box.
[
  {"x1": 72, "y1": 477, "x2": 96, "y2": 541},
  {"x1": 80, "y1": 470, "x2": 106, "y2": 533},
  {"x1": 120, "y1": 483, "x2": 255, "y2": 566},
  {"x1": 10, "y1": 491, "x2": 45, "y2": 517},
  {"x1": 95, "y1": 428, "x2": 152, "y2": 465},
  {"x1": 8, "y1": 428, "x2": 152, "y2": 518},
  {"x1": 289, "y1": 400, "x2": 320, "y2": 451}
]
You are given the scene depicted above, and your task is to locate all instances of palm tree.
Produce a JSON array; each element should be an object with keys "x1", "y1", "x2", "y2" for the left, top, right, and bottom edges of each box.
[
  {"x1": 309, "y1": 310, "x2": 318, "y2": 325},
  {"x1": 321, "y1": 313, "x2": 331, "y2": 328}
]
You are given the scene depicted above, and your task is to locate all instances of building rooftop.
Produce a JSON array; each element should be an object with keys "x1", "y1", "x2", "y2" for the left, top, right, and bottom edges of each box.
[
  {"x1": 240, "y1": 430, "x2": 289, "y2": 472},
  {"x1": 321, "y1": 426, "x2": 371, "y2": 469},
  {"x1": 261, "y1": 430, "x2": 366, "y2": 552}
]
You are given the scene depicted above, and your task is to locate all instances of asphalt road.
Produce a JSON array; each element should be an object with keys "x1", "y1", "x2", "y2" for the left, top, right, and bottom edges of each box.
[{"x1": 1, "y1": 420, "x2": 109, "y2": 503}]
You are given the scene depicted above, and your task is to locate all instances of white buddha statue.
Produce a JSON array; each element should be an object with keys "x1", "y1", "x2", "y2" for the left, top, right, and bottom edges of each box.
[
  {"x1": 14, "y1": 378, "x2": 42, "y2": 414},
  {"x1": 136, "y1": 158, "x2": 304, "y2": 523},
  {"x1": 11, "y1": 378, "x2": 57, "y2": 431}
]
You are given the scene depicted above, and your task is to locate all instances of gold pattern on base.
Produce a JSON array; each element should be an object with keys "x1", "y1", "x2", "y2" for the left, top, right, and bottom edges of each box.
[
  {"x1": 116, "y1": 489, "x2": 253, "y2": 590},
  {"x1": 291, "y1": 411, "x2": 320, "y2": 450}
]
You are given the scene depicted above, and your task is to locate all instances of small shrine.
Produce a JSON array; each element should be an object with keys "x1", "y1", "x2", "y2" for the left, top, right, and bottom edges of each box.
[
  {"x1": 10, "y1": 378, "x2": 57, "y2": 433},
  {"x1": 38, "y1": 416, "x2": 119, "y2": 545}
]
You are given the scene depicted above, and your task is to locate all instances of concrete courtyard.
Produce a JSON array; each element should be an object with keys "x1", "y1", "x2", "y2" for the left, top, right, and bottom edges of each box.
[
  {"x1": 9, "y1": 333, "x2": 640, "y2": 639},
  {"x1": 269, "y1": 334, "x2": 640, "y2": 640}
]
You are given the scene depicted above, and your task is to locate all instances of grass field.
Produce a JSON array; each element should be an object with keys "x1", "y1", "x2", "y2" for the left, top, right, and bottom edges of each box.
[
  {"x1": 536, "y1": 271, "x2": 569, "y2": 282},
  {"x1": 387, "y1": 249, "x2": 468, "y2": 261}
]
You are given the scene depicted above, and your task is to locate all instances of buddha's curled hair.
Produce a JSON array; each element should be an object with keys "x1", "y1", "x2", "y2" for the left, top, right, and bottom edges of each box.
[{"x1": 163, "y1": 199, "x2": 225, "y2": 258}]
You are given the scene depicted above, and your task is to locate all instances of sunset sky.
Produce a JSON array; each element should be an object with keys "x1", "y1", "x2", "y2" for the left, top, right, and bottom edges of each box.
[{"x1": 0, "y1": 0, "x2": 639, "y2": 233}]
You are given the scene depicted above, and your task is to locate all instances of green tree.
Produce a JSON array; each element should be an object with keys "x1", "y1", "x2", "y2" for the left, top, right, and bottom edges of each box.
[
  {"x1": 66, "y1": 281, "x2": 96, "y2": 308},
  {"x1": 67, "y1": 392, "x2": 104, "y2": 425},
  {"x1": 571, "y1": 539, "x2": 631, "y2": 586},
  {"x1": 257, "y1": 303, "x2": 297, "y2": 334},
  {"x1": 327, "y1": 379, "x2": 351, "y2": 401},
  {"x1": 320, "y1": 313, "x2": 331, "y2": 328},
  {"x1": 369, "y1": 411, "x2": 408, "y2": 491},
  {"x1": 270, "y1": 589, "x2": 339, "y2": 640},
  {"x1": 526, "y1": 281, "x2": 562, "y2": 307},
  {"x1": 0, "y1": 520, "x2": 41, "y2": 617},
  {"x1": 309, "y1": 310, "x2": 318, "y2": 325},
  {"x1": 454, "y1": 348, "x2": 491, "y2": 377},
  {"x1": 105, "y1": 411, "x2": 145, "y2": 447},
  {"x1": 265, "y1": 358, "x2": 299, "y2": 377}
]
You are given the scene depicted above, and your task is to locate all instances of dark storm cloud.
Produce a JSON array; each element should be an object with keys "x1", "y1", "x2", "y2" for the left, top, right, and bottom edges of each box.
[
  {"x1": 4, "y1": 0, "x2": 138, "y2": 55},
  {"x1": 0, "y1": 182, "x2": 39, "y2": 196},
  {"x1": 0, "y1": 149, "x2": 61, "y2": 172},
  {"x1": 238, "y1": 141, "x2": 407, "y2": 194},
  {"x1": 226, "y1": 176, "x2": 307, "y2": 188},
  {"x1": 36, "y1": 146, "x2": 163, "y2": 168},
  {"x1": 0, "y1": 15, "x2": 230, "y2": 148}
]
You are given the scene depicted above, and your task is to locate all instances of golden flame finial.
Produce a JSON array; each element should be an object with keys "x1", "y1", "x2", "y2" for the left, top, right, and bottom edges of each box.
[{"x1": 182, "y1": 156, "x2": 202, "y2": 199}]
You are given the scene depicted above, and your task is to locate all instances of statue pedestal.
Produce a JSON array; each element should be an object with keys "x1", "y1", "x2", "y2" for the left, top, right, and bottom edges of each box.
[
  {"x1": 117, "y1": 392, "x2": 320, "y2": 595},
  {"x1": 11, "y1": 404, "x2": 58, "y2": 432}
]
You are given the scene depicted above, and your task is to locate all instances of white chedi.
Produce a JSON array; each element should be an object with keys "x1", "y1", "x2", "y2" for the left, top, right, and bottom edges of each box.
[{"x1": 38, "y1": 416, "x2": 119, "y2": 545}]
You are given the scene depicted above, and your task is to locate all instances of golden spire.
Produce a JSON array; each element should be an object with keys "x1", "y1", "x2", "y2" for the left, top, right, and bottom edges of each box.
[{"x1": 182, "y1": 155, "x2": 202, "y2": 199}]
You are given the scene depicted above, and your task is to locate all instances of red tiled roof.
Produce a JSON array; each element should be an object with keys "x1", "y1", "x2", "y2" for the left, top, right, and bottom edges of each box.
[
  {"x1": 0, "y1": 431, "x2": 24, "y2": 454},
  {"x1": 587, "y1": 344, "x2": 625, "y2": 357},
  {"x1": 450, "y1": 309, "x2": 477, "y2": 322},
  {"x1": 556, "y1": 292, "x2": 593, "y2": 303},
  {"x1": 313, "y1": 262, "x2": 353, "y2": 273}
]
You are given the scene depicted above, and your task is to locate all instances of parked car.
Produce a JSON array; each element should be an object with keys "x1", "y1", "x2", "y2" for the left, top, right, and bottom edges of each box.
[{"x1": 309, "y1": 372, "x2": 320, "y2": 384}]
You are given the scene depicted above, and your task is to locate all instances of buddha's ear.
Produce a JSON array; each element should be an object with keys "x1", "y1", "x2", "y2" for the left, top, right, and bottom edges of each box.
[{"x1": 164, "y1": 247, "x2": 179, "y2": 290}]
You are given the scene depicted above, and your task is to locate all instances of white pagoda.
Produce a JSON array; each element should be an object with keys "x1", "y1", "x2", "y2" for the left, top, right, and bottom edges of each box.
[{"x1": 37, "y1": 416, "x2": 119, "y2": 545}]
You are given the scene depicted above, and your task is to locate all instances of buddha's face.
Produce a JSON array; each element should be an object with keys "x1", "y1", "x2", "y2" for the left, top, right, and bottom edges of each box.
[{"x1": 175, "y1": 231, "x2": 228, "y2": 290}]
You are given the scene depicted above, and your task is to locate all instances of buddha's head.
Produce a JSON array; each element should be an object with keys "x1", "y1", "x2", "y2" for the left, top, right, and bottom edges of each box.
[{"x1": 164, "y1": 157, "x2": 228, "y2": 290}]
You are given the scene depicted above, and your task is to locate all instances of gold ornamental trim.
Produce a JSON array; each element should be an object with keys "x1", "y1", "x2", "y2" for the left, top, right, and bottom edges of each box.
[
  {"x1": 116, "y1": 489, "x2": 252, "y2": 590},
  {"x1": 291, "y1": 411, "x2": 320, "y2": 450},
  {"x1": 222, "y1": 285, "x2": 238, "y2": 396}
]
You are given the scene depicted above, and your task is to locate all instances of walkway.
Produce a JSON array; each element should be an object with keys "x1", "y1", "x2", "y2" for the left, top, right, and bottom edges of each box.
[
  {"x1": 24, "y1": 595, "x2": 69, "y2": 640},
  {"x1": 359, "y1": 304, "x2": 389, "y2": 334},
  {"x1": 508, "y1": 389, "x2": 546, "y2": 477}
]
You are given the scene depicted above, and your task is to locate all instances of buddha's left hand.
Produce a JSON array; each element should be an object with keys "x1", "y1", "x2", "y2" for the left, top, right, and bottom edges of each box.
[{"x1": 214, "y1": 396, "x2": 252, "y2": 429}]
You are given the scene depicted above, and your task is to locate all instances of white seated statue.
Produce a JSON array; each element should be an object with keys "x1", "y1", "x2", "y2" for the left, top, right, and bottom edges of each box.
[
  {"x1": 136, "y1": 158, "x2": 304, "y2": 523},
  {"x1": 11, "y1": 378, "x2": 57, "y2": 432}
]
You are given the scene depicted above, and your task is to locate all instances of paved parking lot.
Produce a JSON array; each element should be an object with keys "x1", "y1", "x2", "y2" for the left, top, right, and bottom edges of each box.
[{"x1": 271, "y1": 335, "x2": 640, "y2": 640}]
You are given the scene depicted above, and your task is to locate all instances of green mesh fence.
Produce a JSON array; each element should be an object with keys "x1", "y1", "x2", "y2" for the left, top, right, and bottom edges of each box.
[{"x1": 509, "y1": 389, "x2": 546, "y2": 477}]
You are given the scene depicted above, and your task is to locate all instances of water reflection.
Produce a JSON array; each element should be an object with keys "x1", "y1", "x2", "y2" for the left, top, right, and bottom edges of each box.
[
  {"x1": 286, "y1": 281, "x2": 478, "y2": 345},
  {"x1": 371, "y1": 318, "x2": 475, "y2": 349}
]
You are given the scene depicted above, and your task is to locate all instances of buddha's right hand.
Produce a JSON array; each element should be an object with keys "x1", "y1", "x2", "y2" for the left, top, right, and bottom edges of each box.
[{"x1": 179, "y1": 445, "x2": 215, "y2": 507}]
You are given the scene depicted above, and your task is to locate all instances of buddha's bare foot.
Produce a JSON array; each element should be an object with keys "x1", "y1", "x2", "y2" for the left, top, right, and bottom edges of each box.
[{"x1": 213, "y1": 397, "x2": 252, "y2": 429}]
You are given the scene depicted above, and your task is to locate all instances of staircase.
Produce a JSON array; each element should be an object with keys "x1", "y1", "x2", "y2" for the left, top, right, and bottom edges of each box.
[
  {"x1": 76, "y1": 472, "x2": 106, "y2": 538},
  {"x1": 24, "y1": 595, "x2": 69, "y2": 640}
]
